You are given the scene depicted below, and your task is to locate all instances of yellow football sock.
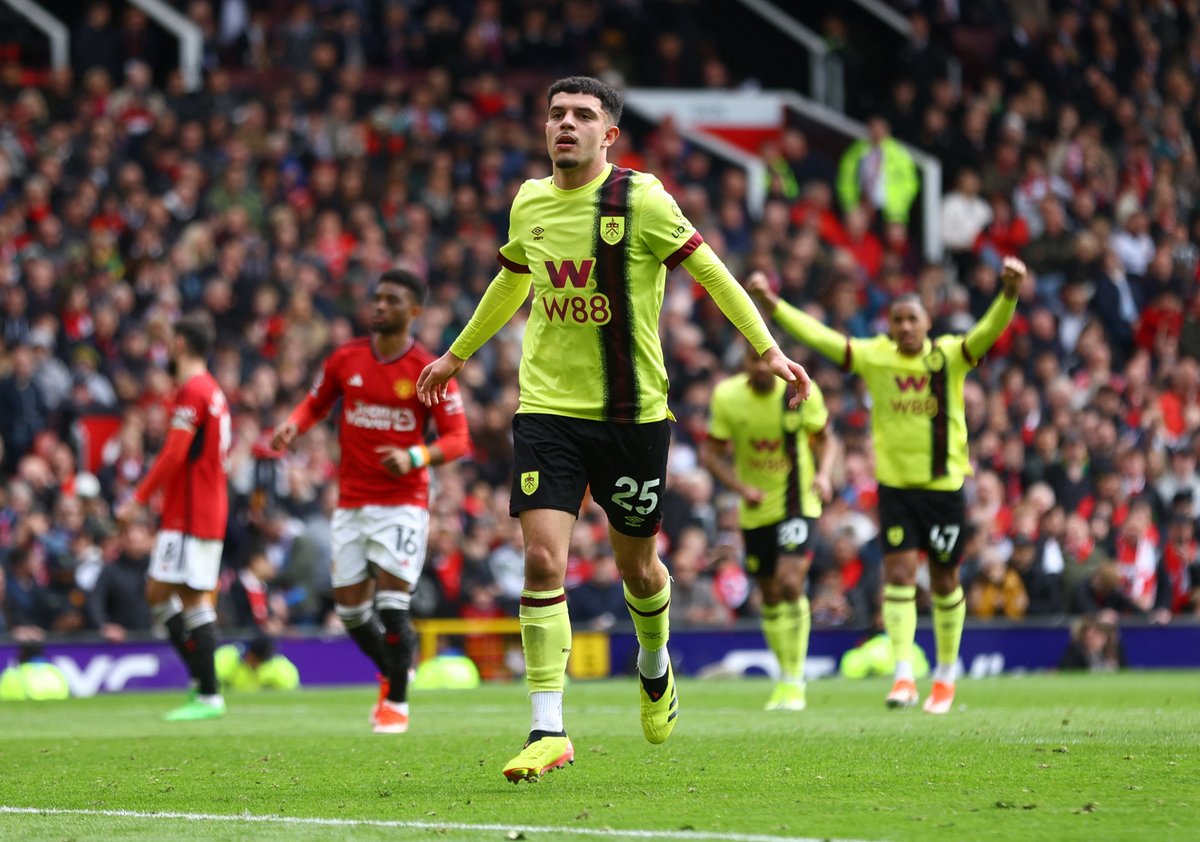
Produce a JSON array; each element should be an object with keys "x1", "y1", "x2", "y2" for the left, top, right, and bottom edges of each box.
[
  {"x1": 624, "y1": 580, "x2": 670, "y2": 664},
  {"x1": 932, "y1": 586, "x2": 966, "y2": 676},
  {"x1": 761, "y1": 603, "x2": 785, "y2": 676},
  {"x1": 786, "y1": 596, "x2": 811, "y2": 684},
  {"x1": 520, "y1": 588, "x2": 571, "y2": 694},
  {"x1": 883, "y1": 584, "x2": 917, "y2": 669}
]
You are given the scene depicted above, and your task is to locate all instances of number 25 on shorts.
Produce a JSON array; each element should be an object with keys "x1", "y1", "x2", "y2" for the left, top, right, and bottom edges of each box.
[{"x1": 611, "y1": 477, "x2": 660, "y2": 514}]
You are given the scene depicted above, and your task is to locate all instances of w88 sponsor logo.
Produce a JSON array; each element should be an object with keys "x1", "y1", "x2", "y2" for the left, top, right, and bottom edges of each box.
[{"x1": 542, "y1": 292, "x2": 612, "y2": 325}]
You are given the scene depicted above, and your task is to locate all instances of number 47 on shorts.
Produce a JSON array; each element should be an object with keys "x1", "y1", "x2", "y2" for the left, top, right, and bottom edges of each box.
[{"x1": 929, "y1": 524, "x2": 960, "y2": 561}]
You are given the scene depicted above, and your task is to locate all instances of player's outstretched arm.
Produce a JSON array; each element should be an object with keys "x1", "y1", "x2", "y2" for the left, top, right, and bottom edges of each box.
[
  {"x1": 699, "y1": 436, "x2": 764, "y2": 506},
  {"x1": 271, "y1": 397, "x2": 324, "y2": 452},
  {"x1": 684, "y1": 245, "x2": 775, "y2": 352},
  {"x1": 746, "y1": 271, "x2": 850, "y2": 368},
  {"x1": 419, "y1": 268, "x2": 531, "y2": 406},
  {"x1": 416, "y1": 351, "x2": 465, "y2": 406},
  {"x1": 115, "y1": 426, "x2": 196, "y2": 524},
  {"x1": 270, "y1": 420, "x2": 299, "y2": 452},
  {"x1": 762, "y1": 346, "x2": 812, "y2": 407},
  {"x1": 963, "y1": 256, "x2": 1025, "y2": 363},
  {"x1": 810, "y1": 424, "x2": 839, "y2": 504},
  {"x1": 682, "y1": 246, "x2": 810, "y2": 405},
  {"x1": 273, "y1": 353, "x2": 344, "y2": 452}
]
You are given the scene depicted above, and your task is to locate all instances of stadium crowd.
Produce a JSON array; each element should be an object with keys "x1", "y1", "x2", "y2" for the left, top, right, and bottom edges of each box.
[{"x1": 1, "y1": 0, "x2": 1199, "y2": 648}]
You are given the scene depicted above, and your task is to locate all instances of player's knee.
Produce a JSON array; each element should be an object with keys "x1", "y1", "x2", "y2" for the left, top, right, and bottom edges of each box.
[
  {"x1": 522, "y1": 542, "x2": 563, "y2": 583},
  {"x1": 930, "y1": 564, "x2": 961, "y2": 594},
  {"x1": 333, "y1": 577, "x2": 373, "y2": 606},
  {"x1": 758, "y1": 578, "x2": 783, "y2": 604},
  {"x1": 883, "y1": 552, "x2": 920, "y2": 585}
]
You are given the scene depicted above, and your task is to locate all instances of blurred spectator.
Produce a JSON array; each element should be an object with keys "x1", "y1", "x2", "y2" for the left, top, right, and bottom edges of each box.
[
  {"x1": 225, "y1": 551, "x2": 286, "y2": 634},
  {"x1": 940, "y1": 169, "x2": 992, "y2": 276},
  {"x1": 667, "y1": 527, "x2": 729, "y2": 628},
  {"x1": 1091, "y1": 249, "x2": 1144, "y2": 362},
  {"x1": 967, "y1": 547, "x2": 1029, "y2": 620},
  {"x1": 0, "y1": 345, "x2": 47, "y2": 475},
  {"x1": 72, "y1": 3, "x2": 121, "y2": 81},
  {"x1": 1058, "y1": 614, "x2": 1126, "y2": 671},
  {"x1": 974, "y1": 192, "x2": 1030, "y2": 265},
  {"x1": 4, "y1": 546, "x2": 59, "y2": 638},
  {"x1": 1111, "y1": 501, "x2": 1160, "y2": 613},
  {"x1": 1156, "y1": 447, "x2": 1200, "y2": 518},
  {"x1": 811, "y1": 525, "x2": 880, "y2": 629},
  {"x1": 1011, "y1": 532, "x2": 1064, "y2": 617},
  {"x1": 1056, "y1": 518, "x2": 1099, "y2": 609},
  {"x1": 87, "y1": 518, "x2": 153, "y2": 641},
  {"x1": 1070, "y1": 562, "x2": 1145, "y2": 616},
  {"x1": 710, "y1": 536, "x2": 753, "y2": 619},
  {"x1": 779, "y1": 128, "x2": 835, "y2": 192},
  {"x1": 568, "y1": 549, "x2": 625, "y2": 631},
  {"x1": 1156, "y1": 513, "x2": 1200, "y2": 617}
]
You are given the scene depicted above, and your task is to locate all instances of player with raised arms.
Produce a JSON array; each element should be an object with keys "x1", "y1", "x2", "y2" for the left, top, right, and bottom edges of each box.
[{"x1": 748, "y1": 256, "x2": 1026, "y2": 713}]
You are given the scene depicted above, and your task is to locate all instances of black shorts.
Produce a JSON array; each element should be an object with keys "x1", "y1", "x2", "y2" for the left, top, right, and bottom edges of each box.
[
  {"x1": 510, "y1": 413, "x2": 670, "y2": 537},
  {"x1": 742, "y1": 517, "x2": 814, "y2": 579},
  {"x1": 877, "y1": 484, "x2": 967, "y2": 565}
]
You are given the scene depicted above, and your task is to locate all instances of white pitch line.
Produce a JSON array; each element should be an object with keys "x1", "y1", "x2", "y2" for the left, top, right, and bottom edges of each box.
[{"x1": 0, "y1": 806, "x2": 878, "y2": 842}]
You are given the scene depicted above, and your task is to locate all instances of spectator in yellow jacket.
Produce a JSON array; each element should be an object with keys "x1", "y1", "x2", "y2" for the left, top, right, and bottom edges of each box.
[{"x1": 836, "y1": 115, "x2": 921, "y2": 225}]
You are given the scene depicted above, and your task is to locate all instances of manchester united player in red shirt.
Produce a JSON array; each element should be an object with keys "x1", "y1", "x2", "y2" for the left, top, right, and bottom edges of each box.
[
  {"x1": 272, "y1": 269, "x2": 469, "y2": 733},
  {"x1": 116, "y1": 312, "x2": 231, "y2": 721}
]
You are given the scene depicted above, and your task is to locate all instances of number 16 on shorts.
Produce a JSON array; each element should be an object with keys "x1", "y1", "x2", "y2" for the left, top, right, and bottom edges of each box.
[{"x1": 330, "y1": 504, "x2": 430, "y2": 588}]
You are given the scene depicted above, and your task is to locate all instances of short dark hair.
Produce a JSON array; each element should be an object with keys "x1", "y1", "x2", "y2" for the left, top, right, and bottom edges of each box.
[
  {"x1": 547, "y1": 76, "x2": 623, "y2": 125},
  {"x1": 174, "y1": 311, "x2": 215, "y2": 358},
  {"x1": 377, "y1": 268, "x2": 426, "y2": 303},
  {"x1": 889, "y1": 292, "x2": 925, "y2": 313}
]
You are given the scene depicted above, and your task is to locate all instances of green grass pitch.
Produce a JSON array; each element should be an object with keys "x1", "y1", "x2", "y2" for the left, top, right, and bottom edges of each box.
[{"x1": 0, "y1": 672, "x2": 1195, "y2": 841}]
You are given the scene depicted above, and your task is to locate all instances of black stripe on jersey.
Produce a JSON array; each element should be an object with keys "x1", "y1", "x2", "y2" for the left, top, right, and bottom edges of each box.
[
  {"x1": 594, "y1": 167, "x2": 638, "y2": 421},
  {"x1": 782, "y1": 389, "x2": 803, "y2": 519},
  {"x1": 929, "y1": 366, "x2": 949, "y2": 478},
  {"x1": 185, "y1": 414, "x2": 207, "y2": 535}
]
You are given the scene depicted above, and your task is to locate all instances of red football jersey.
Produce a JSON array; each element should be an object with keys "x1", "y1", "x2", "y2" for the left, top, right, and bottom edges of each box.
[
  {"x1": 307, "y1": 338, "x2": 467, "y2": 509},
  {"x1": 163, "y1": 371, "x2": 230, "y2": 540}
]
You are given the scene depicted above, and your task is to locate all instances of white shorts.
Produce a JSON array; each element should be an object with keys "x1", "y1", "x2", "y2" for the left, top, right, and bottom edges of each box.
[
  {"x1": 150, "y1": 531, "x2": 224, "y2": 591},
  {"x1": 331, "y1": 504, "x2": 430, "y2": 588}
]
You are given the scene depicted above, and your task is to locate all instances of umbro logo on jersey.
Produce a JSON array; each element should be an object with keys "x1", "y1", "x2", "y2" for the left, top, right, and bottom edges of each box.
[
  {"x1": 348, "y1": 374, "x2": 364, "y2": 387},
  {"x1": 531, "y1": 226, "x2": 545, "y2": 240}
]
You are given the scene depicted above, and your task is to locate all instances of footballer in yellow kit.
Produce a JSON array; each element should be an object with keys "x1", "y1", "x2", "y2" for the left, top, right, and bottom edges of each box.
[
  {"x1": 748, "y1": 256, "x2": 1026, "y2": 715},
  {"x1": 703, "y1": 346, "x2": 837, "y2": 711},
  {"x1": 418, "y1": 75, "x2": 812, "y2": 781}
]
